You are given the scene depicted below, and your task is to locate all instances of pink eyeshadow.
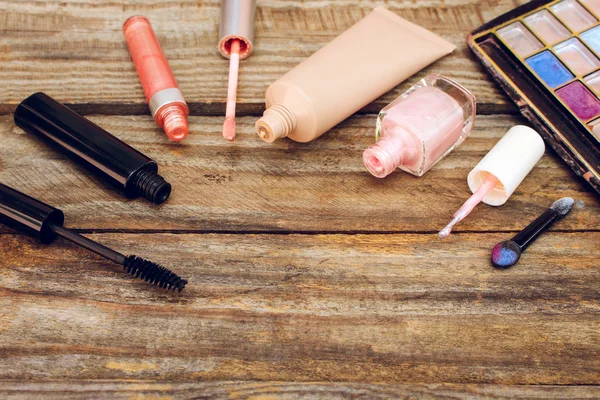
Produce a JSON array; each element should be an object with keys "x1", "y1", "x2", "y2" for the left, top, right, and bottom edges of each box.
[
  {"x1": 580, "y1": 0, "x2": 600, "y2": 15},
  {"x1": 556, "y1": 81, "x2": 600, "y2": 120}
]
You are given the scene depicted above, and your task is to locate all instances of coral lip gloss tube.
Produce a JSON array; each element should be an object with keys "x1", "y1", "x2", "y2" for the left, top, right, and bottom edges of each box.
[{"x1": 123, "y1": 16, "x2": 189, "y2": 141}]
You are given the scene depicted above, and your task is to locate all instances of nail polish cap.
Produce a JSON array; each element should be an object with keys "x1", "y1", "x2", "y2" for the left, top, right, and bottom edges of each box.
[
  {"x1": 218, "y1": 0, "x2": 257, "y2": 60},
  {"x1": 467, "y1": 125, "x2": 545, "y2": 206}
]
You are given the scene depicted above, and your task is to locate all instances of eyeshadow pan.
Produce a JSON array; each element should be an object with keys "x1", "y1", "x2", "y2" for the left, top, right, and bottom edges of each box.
[
  {"x1": 553, "y1": 38, "x2": 600, "y2": 75},
  {"x1": 584, "y1": 70, "x2": 600, "y2": 95},
  {"x1": 581, "y1": 26, "x2": 600, "y2": 55},
  {"x1": 526, "y1": 50, "x2": 574, "y2": 88},
  {"x1": 524, "y1": 10, "x2": 571, "y2": 44},
  {"x1": 557, "y1": 81, "x2": 600, "y2": 120},
  {"x1": 497, "y1": 21, "x2": 544, "y2": 57},
  {"x1": 588, "y1": 118, "x2": 600, "y2": 140},
  {"x1": 580, "y1": 0, "x2": 600, "y2": 15},
  {"x1": 550, "y1": 0, "x2": 597, "y2": 32}
]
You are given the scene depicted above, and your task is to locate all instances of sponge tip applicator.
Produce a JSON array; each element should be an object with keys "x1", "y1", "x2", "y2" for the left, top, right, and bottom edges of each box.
[
  {"x1": 490, "y1": 197, "x2": 575, "y2": 269},
  {"x1": 551, "y1": 197, "x2": 575, "y2": 217},
  {"x1": 491, "y1": 240, "x2": 521, "y2": 269}
]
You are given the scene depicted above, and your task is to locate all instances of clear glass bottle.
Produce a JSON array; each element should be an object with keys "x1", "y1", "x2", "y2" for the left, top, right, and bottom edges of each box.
[{"x1": 363, "y1": 73, "x2": 476, "y2": 178}]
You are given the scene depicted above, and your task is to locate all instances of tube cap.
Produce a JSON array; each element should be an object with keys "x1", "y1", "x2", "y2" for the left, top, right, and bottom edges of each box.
[
  {"x1": 218, "y1": 0, "x2": 257, "y2": 60},
  {"x1": 467, "y1": 125, "x2": 545, "y2": 206}
]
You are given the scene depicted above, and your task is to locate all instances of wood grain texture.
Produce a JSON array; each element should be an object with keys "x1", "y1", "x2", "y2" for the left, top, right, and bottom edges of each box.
[
  {"x1": 2, "y1": 0, "x2": 600, "y2": 395},
  {"x1": 1, "y1": 231, "x2": 599, "y2": 383},
  {"x1": 0, "y1": 114, "x2": 597, "y2": 233},
  {"x1": 0, "y1": 0, "x2": 527, "y2": 115},
  {"x1": 1, "y1": 381, "x2": 600, "y2": 400}
]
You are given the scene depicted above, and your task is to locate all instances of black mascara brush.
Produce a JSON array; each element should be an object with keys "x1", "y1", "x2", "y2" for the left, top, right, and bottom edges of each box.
[
  {"x1": 0, "y1": 183, "x2": 187, "y2": 291},
  {"x1": 491, "y1": 197, "x2": 575, "y2": 269}
]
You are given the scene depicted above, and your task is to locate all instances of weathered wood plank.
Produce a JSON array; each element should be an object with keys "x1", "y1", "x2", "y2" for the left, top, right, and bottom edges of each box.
[
  {"x1": 1, "y1": 232, "x2": 599, "y2": 382},
  {"x1": 1, "y1": 382, "x2": 600, "y2": 400},
  {"x1": 0, "y1": 0, "x2": 527, "y2": 115},
  {"x1": 0, "y1": 114, "x2": 597, "y2": 232}
]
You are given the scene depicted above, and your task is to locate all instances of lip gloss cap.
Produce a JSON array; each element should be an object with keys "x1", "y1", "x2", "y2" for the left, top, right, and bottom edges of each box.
[
  {"x1": 219, "y1": 0, "x2": 257, "y2": 60},
  {"x1": 467, "y1": 125, "x2": 545, "y2": 206}
]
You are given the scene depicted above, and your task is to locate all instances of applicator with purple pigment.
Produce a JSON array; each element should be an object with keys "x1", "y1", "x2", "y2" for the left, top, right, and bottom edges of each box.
[{"x1": 491, "y1": 197, "x2": 575, "y2": 269}]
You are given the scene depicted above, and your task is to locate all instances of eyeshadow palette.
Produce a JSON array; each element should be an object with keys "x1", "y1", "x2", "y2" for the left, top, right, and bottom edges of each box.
[{"x1": 468, "y1": 0, "x2": 600, "y2": 196}]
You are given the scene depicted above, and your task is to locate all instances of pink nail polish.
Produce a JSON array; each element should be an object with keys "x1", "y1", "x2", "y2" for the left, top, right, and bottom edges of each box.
[{"x1": 363, "y1": 74, "x2": 476, "y2": 178}]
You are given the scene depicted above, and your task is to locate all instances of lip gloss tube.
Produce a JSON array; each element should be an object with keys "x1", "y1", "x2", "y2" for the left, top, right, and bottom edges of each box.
[{"x1": 123, "y1": 16, "x2": 189, "y2": 141}]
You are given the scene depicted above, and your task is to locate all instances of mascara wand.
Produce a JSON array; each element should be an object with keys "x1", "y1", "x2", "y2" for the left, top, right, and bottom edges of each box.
[{"x1": 0, "y1": 183, "x2": 187, "y2": 291}]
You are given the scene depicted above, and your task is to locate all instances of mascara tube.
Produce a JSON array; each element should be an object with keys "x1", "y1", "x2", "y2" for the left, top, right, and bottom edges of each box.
[{"x1": 14, "y1": 92, "x2": 172, "y2": 204}]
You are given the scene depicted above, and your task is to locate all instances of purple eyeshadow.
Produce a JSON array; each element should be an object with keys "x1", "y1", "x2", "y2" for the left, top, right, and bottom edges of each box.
[{"x1": 556, "y1": 81, "x2": 600, "y2": 120}]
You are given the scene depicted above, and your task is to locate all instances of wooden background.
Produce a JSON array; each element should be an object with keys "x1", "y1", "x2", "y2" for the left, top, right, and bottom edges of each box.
[{"x1": 1, "y1": 0, "x2": 599, "y2": 398}]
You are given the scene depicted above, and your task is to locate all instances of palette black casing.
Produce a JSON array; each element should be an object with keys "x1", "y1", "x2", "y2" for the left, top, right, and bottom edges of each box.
[{"x1": 468, "y1": 0, "x2": 600, "y2": 196}]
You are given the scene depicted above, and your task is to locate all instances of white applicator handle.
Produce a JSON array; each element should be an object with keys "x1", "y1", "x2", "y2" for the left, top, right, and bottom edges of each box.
[
  {"x1": 468, "y1": 125, "x2": 545, "y2": 206},
  {"x1": 439, "y1": 125, "x2": 545, "y2": 239}
]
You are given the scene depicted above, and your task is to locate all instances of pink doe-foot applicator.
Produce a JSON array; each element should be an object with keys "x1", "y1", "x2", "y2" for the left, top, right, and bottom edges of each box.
[
  {"x1": 219, "y1": 0, "x2": 257, "y2": 141},
  {"x1": 439, "y1": 125, "x2": 546, "y2": 239}
]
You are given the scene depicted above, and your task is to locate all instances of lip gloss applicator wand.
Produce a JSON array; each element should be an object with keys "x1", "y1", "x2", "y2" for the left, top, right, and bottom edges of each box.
[
  {"x1": 0, "y1": 183, "x2": 188, "y2": 292},
  {"x1": 123, "y1": 16, "x2": 189, "y2": 141},
  {"x1": 219, "y1": 0, "x2": 257, "y2": 141}
]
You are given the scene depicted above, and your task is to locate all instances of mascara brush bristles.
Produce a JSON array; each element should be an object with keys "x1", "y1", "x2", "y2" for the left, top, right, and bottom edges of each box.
[{"x1": 123, "y1": 255, "x2": 188, "y2": 291}]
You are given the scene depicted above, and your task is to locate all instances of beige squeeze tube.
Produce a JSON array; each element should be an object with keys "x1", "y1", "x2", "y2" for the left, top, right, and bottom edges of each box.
[{"x1": 255, "y1": 7, "x2": 456, "y2": 143}]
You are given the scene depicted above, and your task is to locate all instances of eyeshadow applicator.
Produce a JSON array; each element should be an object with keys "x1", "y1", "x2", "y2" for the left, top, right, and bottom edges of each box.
[
  {"x1": 0, "y1": 183, "x2": 188, "y2": 291},
  {"x1": 439, "y1": 125, "x2": 546, "y2": 238},
  {"x1": 491, "y1": 197, "x2": 575, "y2": 269},
  {"x1": 218, "y1": 0, "x2": 257, "y2": 141}
]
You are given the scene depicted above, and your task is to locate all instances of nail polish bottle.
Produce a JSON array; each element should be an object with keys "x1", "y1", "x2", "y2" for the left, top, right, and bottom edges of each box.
[{"x1": 363, "y1": 74, "x2": 476, "y2": 178}]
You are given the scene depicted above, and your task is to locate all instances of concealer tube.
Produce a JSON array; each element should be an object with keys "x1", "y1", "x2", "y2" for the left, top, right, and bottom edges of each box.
[{"x1": 255, "y1": 7, "x2": 456, "y2": 143}]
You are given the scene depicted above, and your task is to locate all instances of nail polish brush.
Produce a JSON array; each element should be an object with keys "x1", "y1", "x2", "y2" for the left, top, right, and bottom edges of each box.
[
  {"x1": 219, "y1": 0, "x2": 257, "y2": 141},
  {"x1": 14, "y1": 93, "x2": 172, "y2": 205},
  {"x1": 491, "y1": 197, "x2": 575, "y2": 269},
  {"x1": 439, "y1": 125, "x2": 546, "y2": 238},
  {"x1": 0, "y1": 183, "x2": 187, "y2": 291}
]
